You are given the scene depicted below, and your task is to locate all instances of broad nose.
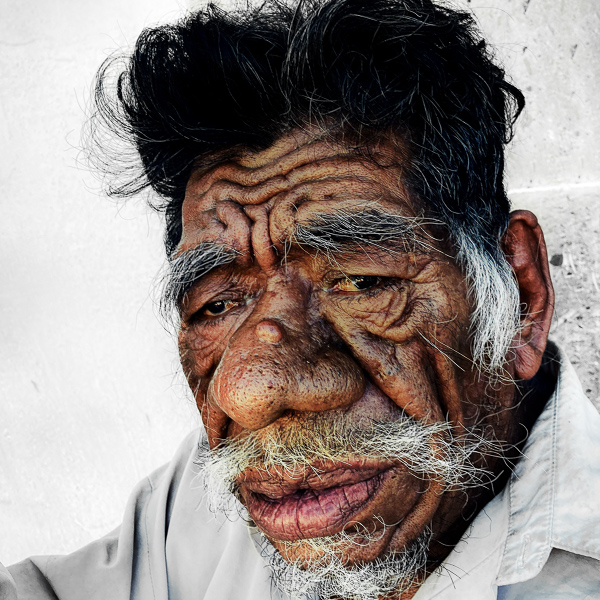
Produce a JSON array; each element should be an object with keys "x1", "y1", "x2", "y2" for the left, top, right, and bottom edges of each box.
[{"x1": 209, "y1": 312, "x2": 365, "y2": 431}]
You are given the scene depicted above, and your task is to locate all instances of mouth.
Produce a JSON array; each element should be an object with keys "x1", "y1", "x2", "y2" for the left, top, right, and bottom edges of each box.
[{"x1": 238, "y1": 462, "x2": 395, "y2": 541}]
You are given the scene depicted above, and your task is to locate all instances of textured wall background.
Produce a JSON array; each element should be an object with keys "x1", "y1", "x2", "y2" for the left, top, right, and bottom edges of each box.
[
  {"x1": 457, "y1": 0, "x2": 600, "y2": 402},
  {"x1": 0, "y1": 0, "x2": 198, "y2": 566},
  {"x1": 1, "y1": 0, "x2": 598, "y2": 567}
]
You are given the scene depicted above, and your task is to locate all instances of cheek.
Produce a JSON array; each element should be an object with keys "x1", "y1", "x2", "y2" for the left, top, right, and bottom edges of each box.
[
  {"x1": 326, "y1": 323, "x2": 446, "y2": 423},
  {"x1": 322, "y1": 282, "x2": 474, "y2": 424},
  {"x1": 179, "y1": 330, "x2": 232, "y2": 443},
  {"x1": 178, "y1": 317, "x2": 244, "y2": 403},
  {"x1": 179, "y1": 331, "x2": 215, "y2": 378}
]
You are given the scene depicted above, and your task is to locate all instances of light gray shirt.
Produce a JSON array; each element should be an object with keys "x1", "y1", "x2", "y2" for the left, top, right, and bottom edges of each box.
[{"x1": 3, "y1": 345, "x2": 600, "y2": 599}]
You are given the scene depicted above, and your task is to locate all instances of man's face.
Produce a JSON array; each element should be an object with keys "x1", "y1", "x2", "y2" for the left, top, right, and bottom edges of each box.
[{"x1": 175, "y1": 131, "x2": 515, "y2": 572}]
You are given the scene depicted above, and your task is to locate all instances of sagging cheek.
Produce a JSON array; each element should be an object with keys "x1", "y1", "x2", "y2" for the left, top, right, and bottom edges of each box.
[
  {"x1": 177, "y1": 321, "x2": 234, "y2": 403},
  {"x1": 315, "y1": 320, "x2": 447, "y2": 423},
  {"x1": 317, "y1": 288, "x2": 473, "y2": 424},
  {"x1": 397, "y1": 263, "x2": 474, "y2": 366},
  {"x1": 178, "y1": 333, "x2": 214, "y2": 382},
  {"x1": 178, "y1": 335, "x2": 228, "y2": 441}
]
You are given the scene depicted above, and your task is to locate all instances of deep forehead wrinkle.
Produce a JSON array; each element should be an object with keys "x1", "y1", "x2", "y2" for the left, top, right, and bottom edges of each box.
[
  {"x1": 188, "y1": 159, "x2": 386, "y2": 212},
  {"x1": 162, "y1": 242, "x2": 239, "y2": 314},
  {"x1": 185, "y1": 137, "x2": 393, "y2": 209},
  {"x1": 188, "y1": 132, "x2": 352, "y2": 195}
]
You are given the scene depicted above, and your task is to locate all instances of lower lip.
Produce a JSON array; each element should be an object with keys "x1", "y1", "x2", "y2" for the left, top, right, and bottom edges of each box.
[{"x1": 242, "y1": 470, "x2": 390, "y2": 541}]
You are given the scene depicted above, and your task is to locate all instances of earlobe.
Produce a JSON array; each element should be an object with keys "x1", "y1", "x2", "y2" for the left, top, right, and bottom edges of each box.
[{"x1": 502, "y1": 210, "x2": 555, "y2": 380}]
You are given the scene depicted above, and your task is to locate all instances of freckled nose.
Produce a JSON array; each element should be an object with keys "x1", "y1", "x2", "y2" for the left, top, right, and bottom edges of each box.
[{"x1": 254, "y1": 319, "x2": 284, "y2": 344}]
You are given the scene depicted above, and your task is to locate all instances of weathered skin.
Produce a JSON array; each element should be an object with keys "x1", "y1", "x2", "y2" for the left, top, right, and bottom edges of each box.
[{"x1": 176, "y1": 130, "x2": 554, "y2": 598}]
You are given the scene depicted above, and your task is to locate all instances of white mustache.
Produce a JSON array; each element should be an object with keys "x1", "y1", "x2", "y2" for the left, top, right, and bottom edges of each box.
[{"x1": 196, "y1": 414, "x2": 500, "y2": 514}]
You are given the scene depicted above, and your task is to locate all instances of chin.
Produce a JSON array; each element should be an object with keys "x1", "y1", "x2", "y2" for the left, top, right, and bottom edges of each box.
[{"x1": 257, "y1": 526, "x2": 432, "y2": 600}]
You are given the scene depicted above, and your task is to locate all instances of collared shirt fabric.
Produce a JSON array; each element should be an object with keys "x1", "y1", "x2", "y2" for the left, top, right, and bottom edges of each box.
[
  {"x1": 5, "y1": 345, "x2": 600, "y2": 600},
  {"x1": 414, "y1": 344, "x2": 600, "y2": 599}
]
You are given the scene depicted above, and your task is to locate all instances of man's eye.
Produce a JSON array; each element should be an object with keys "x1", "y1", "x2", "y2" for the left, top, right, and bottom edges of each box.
[
  {"x1": 334, "y1": 275, "x2": 381, "y2": 292},
  {"x1": 201, "y1": 299, "x2": 239, "y2": 317}
]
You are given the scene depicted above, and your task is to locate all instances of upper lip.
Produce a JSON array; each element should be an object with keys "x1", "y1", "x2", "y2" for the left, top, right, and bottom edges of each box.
[{"x1": 237, "y1": 458, "x2": 394, "y2": 499}]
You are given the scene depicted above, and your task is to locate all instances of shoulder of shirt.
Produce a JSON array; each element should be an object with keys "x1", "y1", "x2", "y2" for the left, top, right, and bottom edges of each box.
[
  {"x1": 497, "y1": 341, "x2": 600, "y2": 586},
  {"x1": 414, "y1": 342, "x2": 600, "y2": 600},
  {"x1": 7, "y1": 428, "x2": 205, "y2": 600}
]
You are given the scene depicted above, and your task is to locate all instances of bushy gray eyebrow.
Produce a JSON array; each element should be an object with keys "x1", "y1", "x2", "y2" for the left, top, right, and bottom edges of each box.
[
  {"x1": 160, "y1": 242, "x2": 240, "y2": 316},
  {"x1": 292, "y1": 207, "x2": 439, "y2": 255},
  {"x1": 159, "y1": 209, "x2": 440, "y2": 319}
]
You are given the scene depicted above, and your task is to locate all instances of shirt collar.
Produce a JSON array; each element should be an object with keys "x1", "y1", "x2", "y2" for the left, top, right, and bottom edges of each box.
[
  {"x1": 415, "y1": 342, "x2": 600, "y2": 598},
  {"x1": 497, "y1": 342, "x2": 600, "y2": 585}
]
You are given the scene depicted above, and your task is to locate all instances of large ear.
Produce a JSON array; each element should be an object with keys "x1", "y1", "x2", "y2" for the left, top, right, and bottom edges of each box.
[{"x1": 502, "y1": 210, "x2": 555, "y2": 380}]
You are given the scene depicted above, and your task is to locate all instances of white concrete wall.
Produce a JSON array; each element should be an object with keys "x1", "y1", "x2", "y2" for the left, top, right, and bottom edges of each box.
[
  {"x1": 1, "y1": 0, "x2": 598, "y2": 567},
  {"x1": 457, "y1": 0, "x2": 600, "y2": 401},
  {"x1": 0, "y1": 0, "x2": 200, "y2": 565}
]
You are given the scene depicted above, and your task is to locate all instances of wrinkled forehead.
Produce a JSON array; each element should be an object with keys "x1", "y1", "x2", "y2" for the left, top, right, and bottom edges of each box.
[{"x1": 177, "y1": 131, "x2": 416, "y2": 254}]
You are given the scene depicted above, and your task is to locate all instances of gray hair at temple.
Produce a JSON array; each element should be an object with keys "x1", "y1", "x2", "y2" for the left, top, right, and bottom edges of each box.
[{"x1": 87, "y1": 0, "x2": 525, "y2": 375}]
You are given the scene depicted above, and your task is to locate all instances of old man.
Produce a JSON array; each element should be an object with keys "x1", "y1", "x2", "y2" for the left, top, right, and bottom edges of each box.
[{"x1": 3, "y1": 0, "x2": 600, "y2": 598}]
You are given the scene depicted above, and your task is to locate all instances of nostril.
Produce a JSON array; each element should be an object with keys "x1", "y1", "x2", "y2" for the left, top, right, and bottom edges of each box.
[{"x1": 254, "y1": 319, "x2": 284, "y2": 344}]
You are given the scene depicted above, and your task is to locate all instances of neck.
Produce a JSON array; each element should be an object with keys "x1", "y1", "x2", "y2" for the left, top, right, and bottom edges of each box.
[{"x1": 420, "y1": 345, "x2": 559, "y2": 580}]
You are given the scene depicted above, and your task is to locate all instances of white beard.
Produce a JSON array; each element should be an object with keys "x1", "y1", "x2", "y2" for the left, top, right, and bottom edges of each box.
[
  {"x1": 195, "y1": 415, "x2": 499, "y2": 599},
  {"x1": 257, "y1": 527, "x2": 432, "y2": 600}
]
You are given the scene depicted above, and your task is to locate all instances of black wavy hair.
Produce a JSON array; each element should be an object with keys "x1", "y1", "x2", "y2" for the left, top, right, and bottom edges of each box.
[{"x1": 89, "y1": 0, "x2": 524, "y2": 257}]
